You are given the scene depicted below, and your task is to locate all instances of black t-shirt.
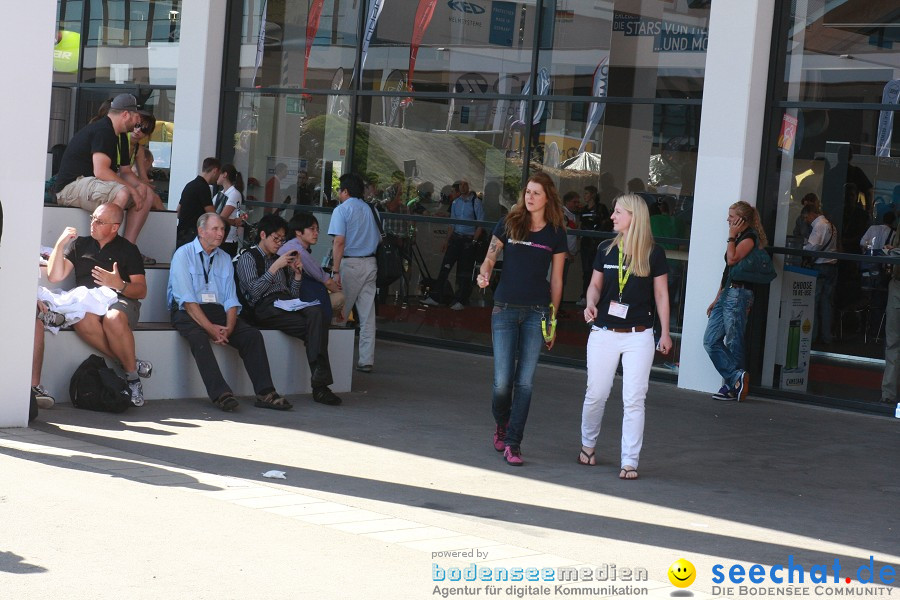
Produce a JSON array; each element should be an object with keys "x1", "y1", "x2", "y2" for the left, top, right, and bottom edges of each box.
[
  {"x1": 54, "y1": 117, "x2": 129, "y2": 193},
  {"x1": 719, "y1": 228, "x2": 759, "y2": 288},
  {"x1": 64, "y1": 235, "x2": 145, "y2": 291},
  {"x1": 178, "y1": 176, "x2": 214, "y2": 236},
  {"x1": 592, "y1": 242, "x2": 668, "y2": 328},
  {"x1": 492, "y1": 218, "x2": 568, "y2": 306}
]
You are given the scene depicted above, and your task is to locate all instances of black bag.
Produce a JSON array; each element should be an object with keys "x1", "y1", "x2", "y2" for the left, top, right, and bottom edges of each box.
[
  {"x1": 69, "y1": 354, "x2": 132, "y2": 413},
  {"x1": 376, "y1": 237, "x2": 404, "y2": 288},
  {"x1": 730, "y1": 248, "x2": 777, "y2": 284}
]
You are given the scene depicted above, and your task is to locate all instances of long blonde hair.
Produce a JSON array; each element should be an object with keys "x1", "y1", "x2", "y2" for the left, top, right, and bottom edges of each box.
[
  {"x1": 604, "y1": 194, "x2": 655, "y2": 277},
  {"x1": 505, "y1": 172, "x2": 566, "y2": 241},
  {"x1": 731, "y1": 200, "x2": 767, "y2": 248}
]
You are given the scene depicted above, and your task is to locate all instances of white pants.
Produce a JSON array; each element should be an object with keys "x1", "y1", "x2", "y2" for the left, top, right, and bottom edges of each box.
[
  {"x1": 581, "y1": 328, "x2": 655, "y2": 468},
  {"x1": 341, "y1": 256, "x2": 378, "y2": 366}
]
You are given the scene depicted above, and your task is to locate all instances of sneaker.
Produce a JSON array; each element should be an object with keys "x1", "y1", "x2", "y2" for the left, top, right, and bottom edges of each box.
[
  {"x1": 136, "y1": 359, "x2": 153, "y2": 379},
  {"x1": 492, "y1": 423, "x2": 507, "y2": 452},
  {"x1": 356, "y1": 364, "x2": 373, "y2": 373},
  {"x1": 503, "y1": 445, "x2": 524, "y2": 466},
  {"x1": 575, "y1": 297, "x2": 587, "y2": 307},
  {"x1": 127, "y1": 379, "x2": 145, "y2": 407},
  {"x1": 735, "y1": 370, "x2": 749, "y2": 402},
  {"x1": 450, "y1": 302, "x2": 465, "y2": 311},
  {"x1": 712, "y1": 388, "x2": 738, "y2": 402},
  {"x1": 711, "y1": 385, "x2": 731, "y2": 400},
  {"x1": 31, "y1": 385, "x2": 55, "y2": 409},
  {"x1": 38, "y1": 310, "x2": 65, "y2": 328},
  {"x1": 422, "y1": 297, "x2": 440, "y2": 307},
  {"x1": 313, "y1": 386, "x2": 342, "y2": 406}
]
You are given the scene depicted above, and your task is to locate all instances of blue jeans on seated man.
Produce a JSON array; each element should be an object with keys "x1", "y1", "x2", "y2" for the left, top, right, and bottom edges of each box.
[
  {"x1": 491, "y1": 304, "x2": 547, "y2": 449},
  {"x1": 703, "y1": 287, "x2": 753, "y2": 387}
]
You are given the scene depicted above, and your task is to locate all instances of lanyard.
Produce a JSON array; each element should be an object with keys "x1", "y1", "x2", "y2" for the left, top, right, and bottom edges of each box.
[
  {"x1": 541, "y1": 303, "x2": 557, "y2": 344},
  {"x1": 617, "y1": 243, "x2": 632, "y2": 302},
  {"x1": 201, "y1": 252, "x2": 215, "y2": 285}
]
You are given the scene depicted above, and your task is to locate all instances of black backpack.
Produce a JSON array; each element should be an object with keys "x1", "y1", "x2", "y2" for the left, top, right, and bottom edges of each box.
[
  {"x1": 69, "y1": 354, "x2": 132, "y2": 413},
  {"x1": 233, "y1": 246, "x2": 291, "y2": 324}
]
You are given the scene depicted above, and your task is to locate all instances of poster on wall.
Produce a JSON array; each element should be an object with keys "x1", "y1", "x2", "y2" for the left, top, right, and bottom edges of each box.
[{"x1": 776, "y1": 266, "x2": 817, "y2": 392}]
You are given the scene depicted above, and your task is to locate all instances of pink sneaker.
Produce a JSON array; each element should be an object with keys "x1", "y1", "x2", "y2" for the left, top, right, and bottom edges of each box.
[
  {"x1": 492, "y1": 424, "x2": 507, "y2": 452},
  {"x1": 503, "y1": 445, "x2": 523, "y2": 466}
]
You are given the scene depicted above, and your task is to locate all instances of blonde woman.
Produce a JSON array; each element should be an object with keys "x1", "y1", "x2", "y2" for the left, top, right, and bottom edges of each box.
[
  {"x1": 579, "y1": 194, "x2": 671, "y2": 480},
  {"x1": 477, "y1": 172, "x2": 568, "y2": 467},
  {"x1": 703, "y1": 201, "x2": 768, "y2": 402}
]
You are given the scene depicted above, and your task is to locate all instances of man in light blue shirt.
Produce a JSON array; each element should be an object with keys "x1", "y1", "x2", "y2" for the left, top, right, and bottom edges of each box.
[
  {"x1": 328, "y1": 173, "x2": 381, "y2": 372},
  {"x1": 168, "y1": 212, "x2": 289, "y2": 412},
  {"x1": 423, "y1": 179, "x2": 485, "y2": 310}
]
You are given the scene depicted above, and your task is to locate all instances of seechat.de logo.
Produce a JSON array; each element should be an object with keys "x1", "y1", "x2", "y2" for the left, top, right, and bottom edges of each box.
[{"x1": 447, "y1": 0, "x2": 485, "y2": 15}]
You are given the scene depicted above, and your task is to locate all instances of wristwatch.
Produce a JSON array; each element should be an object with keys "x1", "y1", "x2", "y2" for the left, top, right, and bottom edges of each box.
[{"x1": 118, "y1": 281, "x2": 129, "y2": 294}]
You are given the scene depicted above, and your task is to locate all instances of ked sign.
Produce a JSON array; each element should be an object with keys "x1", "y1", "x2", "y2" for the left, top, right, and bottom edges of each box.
[{"x1": 448, "y1": 1, "x2": 485, "y2": 14}]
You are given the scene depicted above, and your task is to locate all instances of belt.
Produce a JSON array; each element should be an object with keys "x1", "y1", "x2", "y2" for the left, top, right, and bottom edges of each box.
[
  {"x1": 729, "y1": 282, "x2": 747, "y2": 289},
  {"x1": 344, "y1": 254, "x2": 376, "y2": 258},
  {"x1": 593, "y1": 325, "x2": 649, "y2": 333}
]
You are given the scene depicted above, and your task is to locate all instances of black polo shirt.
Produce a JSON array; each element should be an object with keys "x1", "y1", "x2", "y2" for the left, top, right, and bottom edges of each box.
[
  {"x1": 64, "y1": 235, "x2": 145, "y2": 290},
  {"x1": 177, "y1": 176, "x2": 214, "y2": 238}
]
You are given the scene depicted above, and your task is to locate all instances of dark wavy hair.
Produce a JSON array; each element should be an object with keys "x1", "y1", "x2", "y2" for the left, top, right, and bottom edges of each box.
[{"x1": 504, "y1": 172, "x2": 565, "y2": 241}]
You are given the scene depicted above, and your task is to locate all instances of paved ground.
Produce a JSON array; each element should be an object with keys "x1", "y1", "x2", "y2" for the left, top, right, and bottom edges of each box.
[{"x1": 1, "y1": 340, "x2": 897, "y2": 600}]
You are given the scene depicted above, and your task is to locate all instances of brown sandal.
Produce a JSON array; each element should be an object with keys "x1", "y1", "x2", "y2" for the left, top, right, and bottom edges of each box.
[
  {"x1": 577, "y1": 449, "x2": 597, "y2": 466},
  {"x1": 619, "y1": 466, "x2": 639, "y2": 480}
]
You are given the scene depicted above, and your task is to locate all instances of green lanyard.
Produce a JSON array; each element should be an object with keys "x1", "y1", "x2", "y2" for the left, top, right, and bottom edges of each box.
[
  {"x1": 617, "y1": 243, "x2": 632, "y2": 302},
  {"x1": 541, "y1": 303, "x2": 557, "y2": 344}
]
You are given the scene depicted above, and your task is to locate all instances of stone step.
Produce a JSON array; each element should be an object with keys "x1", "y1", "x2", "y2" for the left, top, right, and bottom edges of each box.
[{"x1": 40, "y1": 325, "x2": 355, "y2": 404}]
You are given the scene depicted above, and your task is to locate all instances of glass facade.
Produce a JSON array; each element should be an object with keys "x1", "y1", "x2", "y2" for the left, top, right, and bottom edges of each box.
[
  {"x1": 50, "y1": 0, "x2": 180, "y2": 201},
  {"x1": 218, "y1": 0, "x2": 712, "y2": 374},
  {"x1": 760, "y1": 0, "x2": 900, "y2": 407}
]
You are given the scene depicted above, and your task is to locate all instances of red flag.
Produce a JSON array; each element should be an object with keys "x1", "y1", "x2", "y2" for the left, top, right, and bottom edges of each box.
[
  {"x1": 302, "y1": 0, "x2": 326, "y2": 98},
  {"x1": 404, "y1": 0, "x2": 439, "y2": 104}
]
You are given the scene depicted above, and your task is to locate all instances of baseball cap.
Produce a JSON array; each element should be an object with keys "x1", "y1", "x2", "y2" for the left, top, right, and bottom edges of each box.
[{"x1": 109, "y1": 93, "x2": 149, "y2": 115}]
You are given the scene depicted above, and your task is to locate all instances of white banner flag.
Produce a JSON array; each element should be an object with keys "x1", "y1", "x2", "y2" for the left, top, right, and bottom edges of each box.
[
  {"x1": 876, "y1": 79, "x2": 900, "y2": 158},
  {"x1": 578, "y1": 56, "x2": 610, "y2": 154},
  {"x1": 353, "y1": 0, "x2": 385, "y2": 85}
]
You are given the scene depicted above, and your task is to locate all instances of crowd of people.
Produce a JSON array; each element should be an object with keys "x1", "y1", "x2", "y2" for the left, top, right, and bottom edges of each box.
[{"x1": 36, "y1": 95, "x2": 892, "y2": 473}]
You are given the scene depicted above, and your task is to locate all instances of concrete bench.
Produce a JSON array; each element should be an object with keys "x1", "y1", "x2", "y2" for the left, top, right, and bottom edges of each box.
[{"x1": 40, "y1": 324, "x2": 355, "y2": 404}]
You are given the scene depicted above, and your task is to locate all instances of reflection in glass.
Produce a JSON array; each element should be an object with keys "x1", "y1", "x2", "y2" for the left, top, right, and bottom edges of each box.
[
  {"x1": 227, "y1": 91, "x2": 352, "y2": 214},
  {"x1": 80, "y1": 0, "x2": 181, "y2": 85},
  {"x1": 237, "y1": 0, "x2": 360, "y2": 91},
  {"x1": 537, "y1": 1, "x2": 710, "y2": 99},
  {"x1": 783, "y1": 0, "x2": 900, "y2": 103},
  {"x1": 361, "y1": 0, "x2": 534, "y2": 94},
  {"x1": 353, "y1": 95, "x2": 523, "y2": 221}
]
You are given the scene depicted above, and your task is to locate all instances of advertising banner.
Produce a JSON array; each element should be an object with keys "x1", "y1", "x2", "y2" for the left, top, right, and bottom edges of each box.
[
  {"x1": 876, "y1": 79, "x2": 900, "y2": 158},
  {"x1": 777, "y1": 266, "x2": 817, "y2": 392}
]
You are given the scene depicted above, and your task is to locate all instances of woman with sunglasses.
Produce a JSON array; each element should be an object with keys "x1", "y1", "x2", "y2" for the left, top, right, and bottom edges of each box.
[
  {"x1": 578, "y1": 194, "x2": 671, "y2": 480},
  {"x1": 477, "y1": 172, "x2": 567, "y2": 467}
]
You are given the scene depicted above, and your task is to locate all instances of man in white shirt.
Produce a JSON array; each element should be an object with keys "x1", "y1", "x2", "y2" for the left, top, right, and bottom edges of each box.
[{"x1": 802, "y1": 204, "x2": 838, "y2": 344}]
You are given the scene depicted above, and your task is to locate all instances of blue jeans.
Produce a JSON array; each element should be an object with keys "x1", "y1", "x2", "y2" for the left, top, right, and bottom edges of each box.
[
  {"x1": 703, "y1": 287, "x2": 753, "y2": 387},
  {"x1": 491, "y1": 304, "x2": 547, "y2": 448},
  {"x1": 813, "y1": 263, "x2": 837, "y2": 343}
]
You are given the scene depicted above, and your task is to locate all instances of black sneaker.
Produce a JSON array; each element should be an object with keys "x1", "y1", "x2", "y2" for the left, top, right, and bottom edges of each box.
[
  {"x1": 31, "y1": 385, "x2": 55, "y2": 409},
  {"x1": 711, "y1": 385, "x2": 731, "y2": 401},
  {"x1": 313, "y1": 386, "x2": 342, "y2": 406}
]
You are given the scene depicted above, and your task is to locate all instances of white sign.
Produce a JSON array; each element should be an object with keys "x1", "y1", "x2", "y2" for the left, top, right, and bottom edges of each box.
[{"x1": 777, "y1": 266, "x2": 817, "y2": 392}]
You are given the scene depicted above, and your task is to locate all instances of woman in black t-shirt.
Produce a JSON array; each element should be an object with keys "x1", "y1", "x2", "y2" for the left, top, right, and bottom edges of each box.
[
  {"x1": 703, "y1": 200, "x2": 765, "y2": 403},
  {"x1": 477, "y1": 173, "x2": 568, "y2": 467},
  {"x1": 579, "y1": 194, "x2": 671, "y2": 480}
]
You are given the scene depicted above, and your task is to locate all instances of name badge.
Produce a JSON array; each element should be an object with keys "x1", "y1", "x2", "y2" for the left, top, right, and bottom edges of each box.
[
  {"x1": 201, "y1": 292, "x2": 217, "y2": 304},
  {"x1": 608, "y1": 301, "x2": 629, "y2": 319}
]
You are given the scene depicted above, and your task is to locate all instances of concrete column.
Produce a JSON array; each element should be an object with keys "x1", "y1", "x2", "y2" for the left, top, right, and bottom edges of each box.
[
  {"x1": 677, "y1": 0, "x2": 776, "y2": 393},
  {"x1": 168, "y1": 0, "x2": 228, "y2": 209},
  {"x1": 0, "y1": 0, "x2": 55, "y2": 427}
]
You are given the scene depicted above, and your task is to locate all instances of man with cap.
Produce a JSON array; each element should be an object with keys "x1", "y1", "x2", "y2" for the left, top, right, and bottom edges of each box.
[{"x1": 53, "y1": 93, "x2": 154, "y2": 247}]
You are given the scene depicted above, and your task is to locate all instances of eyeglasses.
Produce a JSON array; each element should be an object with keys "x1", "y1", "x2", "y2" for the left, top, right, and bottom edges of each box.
[
  {"x1": 269, "y1": 235, "x2": 286, "y2": 245},
  {"x1": 90, "y1": 216, "x2": 120, "y2": 226},
  {"x1": 134, "y1": 123, "x2": 153, "y2": 134}
]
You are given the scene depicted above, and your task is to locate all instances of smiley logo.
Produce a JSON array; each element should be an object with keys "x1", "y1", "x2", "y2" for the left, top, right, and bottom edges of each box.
[{"x1": 668, "y1": 558, "x2": 696, "y2": 588}]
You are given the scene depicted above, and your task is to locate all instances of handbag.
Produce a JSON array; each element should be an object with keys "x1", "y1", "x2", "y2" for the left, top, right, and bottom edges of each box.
[
  {"x1": 730, "y1": 248, "x2": 777, "y2": 284},
  {"x1": 365, "y1": 202, "x2": 403, "y2": 287}
]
